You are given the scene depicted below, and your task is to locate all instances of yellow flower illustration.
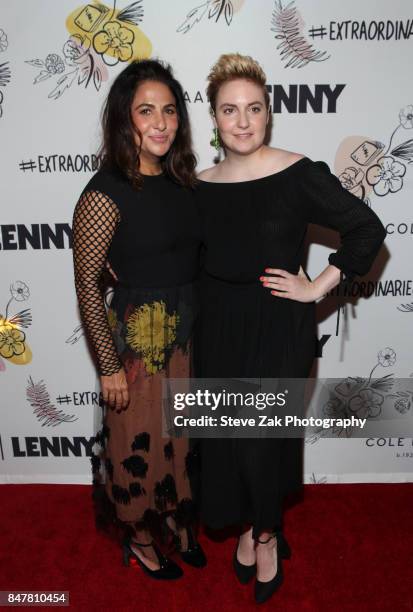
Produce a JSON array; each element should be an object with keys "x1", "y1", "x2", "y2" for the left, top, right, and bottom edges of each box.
[
  {"x1": 0, "y1": 321, "x2": 26, "y2": 358},
  {"x1": 66, "y1": 4, "x2": 152, "y2": 65},
  {"x1": 93, "y1": 21, "x2": 134, "y2": 64},
  {"x1": 126, "y1": 301, "x2": 179, "y2": 375}
]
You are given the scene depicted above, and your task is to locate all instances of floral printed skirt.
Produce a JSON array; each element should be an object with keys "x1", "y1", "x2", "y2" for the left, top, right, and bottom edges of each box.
[{"x1": 92, "y1": 281, "x2": 200, "y2": 537}]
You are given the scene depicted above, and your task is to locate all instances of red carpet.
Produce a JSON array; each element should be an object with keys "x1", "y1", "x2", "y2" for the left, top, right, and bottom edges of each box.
[{"x1": 1, "y1": 483, "x2": 412, "y2": 611}]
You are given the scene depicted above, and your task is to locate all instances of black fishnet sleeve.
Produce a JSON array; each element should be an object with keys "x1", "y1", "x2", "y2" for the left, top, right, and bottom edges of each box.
[
  {"x1": 300, "y1": 161, "x2": 386, "y2": 281},
  {"x1": 72, "y1": 190, "x2": 123, "y2": 376}
]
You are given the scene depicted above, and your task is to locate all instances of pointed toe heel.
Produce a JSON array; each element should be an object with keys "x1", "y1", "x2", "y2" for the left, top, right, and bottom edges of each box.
[
  {"x1": 122, "y1": 537, "x2": 183, "y2": 580},
  {"x1": 164, "y1": 518, "x2": 207, "y2": 568}
]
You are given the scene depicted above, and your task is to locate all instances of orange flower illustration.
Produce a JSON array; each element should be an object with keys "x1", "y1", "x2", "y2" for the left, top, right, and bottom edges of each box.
[{"x1": 93, "y1": 21, "x2": 134, "y2": 65}]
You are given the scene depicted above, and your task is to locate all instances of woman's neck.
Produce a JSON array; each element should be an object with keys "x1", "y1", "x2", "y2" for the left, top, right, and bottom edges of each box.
[
  {"x1": 221, "y1": 145, "x2": 268, "y2": 178},
  {"x1": 139, "y1": 162, "x2": 162, "y2": 176},
  {"x1": 139, "y1": 152, "x2": 163, "y2": 176}
]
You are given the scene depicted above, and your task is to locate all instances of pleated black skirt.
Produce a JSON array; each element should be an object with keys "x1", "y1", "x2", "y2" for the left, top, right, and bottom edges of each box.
[{"x1": 194, "y1": 273, "x2": 316, "y2": 539}]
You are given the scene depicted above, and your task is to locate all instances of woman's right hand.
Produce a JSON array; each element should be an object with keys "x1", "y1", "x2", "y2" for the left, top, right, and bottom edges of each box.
[{"x1": 100, "y1": 368, "x2": 129, "y2": 412}]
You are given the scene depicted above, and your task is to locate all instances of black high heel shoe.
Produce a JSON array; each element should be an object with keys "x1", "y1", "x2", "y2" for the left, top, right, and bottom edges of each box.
[
  {"x1": 233, "y1": 538, "x2": 257, "y2": 584},
  {"x1": 254, "y1": 533, "x2": 283, "y2": 604},
  {"x1": 122, "y1": 536, "x2": 183, "y2": 580},
  {"x1": 163, "y1": 518, "x2": 207, "y2": 568}
]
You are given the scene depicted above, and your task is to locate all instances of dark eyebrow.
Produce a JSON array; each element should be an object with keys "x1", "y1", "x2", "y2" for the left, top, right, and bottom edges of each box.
[
  {"x1": 219, "y1": 101, "x2": 264, "y2": 109},
  {"x1": 135, "y1": 102, "x2": 177, "y2": 109}
]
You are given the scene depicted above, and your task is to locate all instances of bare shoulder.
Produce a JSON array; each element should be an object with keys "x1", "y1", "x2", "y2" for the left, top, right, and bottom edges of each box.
[
  {"x1": 197, "y1": 165, "x2": 221, "y2": 182},
  {"x1": 284, "y1": 150, "x2": 306, "y2": 164},
  {"x1": 266, "y1": 147, "x2": 306, "y2": 171}
]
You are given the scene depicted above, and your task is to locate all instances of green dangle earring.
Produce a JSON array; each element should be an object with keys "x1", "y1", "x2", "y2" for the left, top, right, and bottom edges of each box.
[{"x1": 210, "y1": 127, "x2": 220, "y2": 152}]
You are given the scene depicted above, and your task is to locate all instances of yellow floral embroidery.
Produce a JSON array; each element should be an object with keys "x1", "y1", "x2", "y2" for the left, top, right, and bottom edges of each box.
[{"x1": 126, "y1": 301, "x2": 179, "y2": 374}]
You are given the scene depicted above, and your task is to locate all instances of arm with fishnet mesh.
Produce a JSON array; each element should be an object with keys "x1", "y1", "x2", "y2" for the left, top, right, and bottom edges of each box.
[{"x1": 72, "y1": 190, "x2": 123, "y2": 376}]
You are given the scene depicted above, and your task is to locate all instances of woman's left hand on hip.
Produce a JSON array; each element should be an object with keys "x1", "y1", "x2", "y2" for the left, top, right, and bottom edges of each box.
[{"x1": 259, "y1": 266, "x2": 316, "y2": 303}]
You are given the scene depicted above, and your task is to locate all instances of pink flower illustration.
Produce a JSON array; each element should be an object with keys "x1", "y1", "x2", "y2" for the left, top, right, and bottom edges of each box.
[{"x1": 63, "y1": 34, "x2": 90, "y2": 65}]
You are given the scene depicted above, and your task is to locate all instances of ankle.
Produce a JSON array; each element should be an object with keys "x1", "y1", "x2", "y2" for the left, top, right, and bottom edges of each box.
[
  {"x1": 256, "y1": 532, "x2": 276, "y2": 545},
  {"x1": 131, "y1": 538, "x2": 153, "y2": 547},
  {"x1": 239, "y1": 526, "x2": 253, "y2": 543},
  {"x1": 128, "y1": 524, "x2": 152, "y2": 546},
  {"x1": 166, "y1": 515, "x2": 177, "y2": 531}
]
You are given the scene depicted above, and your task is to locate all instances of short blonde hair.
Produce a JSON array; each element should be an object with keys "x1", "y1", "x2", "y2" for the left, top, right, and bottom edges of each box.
[{"x1": 206, "y1": 53, "x2": 270, "y2": 112}]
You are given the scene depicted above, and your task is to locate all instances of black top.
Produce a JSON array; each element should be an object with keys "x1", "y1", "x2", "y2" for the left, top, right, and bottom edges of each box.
[
  {"x1": 196, "y1": 157, "x2": 386, "y2": 283},
  {"x1": 72, "y1": 166, "x2": 201, "y2": 376}
]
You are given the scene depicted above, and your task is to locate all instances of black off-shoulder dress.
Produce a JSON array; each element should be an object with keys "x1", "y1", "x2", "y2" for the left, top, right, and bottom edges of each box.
[{"x1": 194, "y1": 157, "x2": 386, "y2": 539}]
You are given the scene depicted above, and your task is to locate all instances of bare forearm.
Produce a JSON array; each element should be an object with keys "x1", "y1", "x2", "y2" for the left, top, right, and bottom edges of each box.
[{"x1": 311, "y1": 265, "x2": 342, "y2": 301}]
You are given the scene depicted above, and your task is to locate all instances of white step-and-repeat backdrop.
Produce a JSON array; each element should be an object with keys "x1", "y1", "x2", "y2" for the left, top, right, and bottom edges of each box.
[{"x1": 1, "y1": 0, "x2": 412, "y2": 484}]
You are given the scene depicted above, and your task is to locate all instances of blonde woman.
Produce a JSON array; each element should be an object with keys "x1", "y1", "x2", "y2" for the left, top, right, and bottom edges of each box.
[{"x1": 195, "y1": 53, "x2": 386, "y2": 604}]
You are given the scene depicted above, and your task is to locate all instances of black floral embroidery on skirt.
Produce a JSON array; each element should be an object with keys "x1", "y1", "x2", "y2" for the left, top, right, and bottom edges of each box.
[
  {"x1": 112, "y1": 484, "x2": 131, "y2": 505},
  {"x1": 129, "y1": 482, "x2": 146, "y2": 498},
  {"x1": 164, "y1": 441, "x2": 174, "y2": 461},
  {"x1": 154, "y1": 474, "x2": 178, "y2": 512},
  {"x1": 95, "y1": 424, "x2": 110, "y2": 447},
  {"x1": 121, "y1": 455, "x2": 149, "y2": 478},
  {"x1": 105, "y1": 458, "x2": 114, "y2": 480},
  {"x1": 131, "y1": 432, "x2": 150, "y2": 453}
]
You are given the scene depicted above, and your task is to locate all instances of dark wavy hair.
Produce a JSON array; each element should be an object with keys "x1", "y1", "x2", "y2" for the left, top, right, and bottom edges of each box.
[{"x1": 100, "y1": 59, "x2": 197, "y2": 189}]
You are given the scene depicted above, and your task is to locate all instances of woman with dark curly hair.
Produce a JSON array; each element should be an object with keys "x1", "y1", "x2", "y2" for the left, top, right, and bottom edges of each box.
[{"x1": 72, "y1": 59, "x2": 206, "y2": 580}]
